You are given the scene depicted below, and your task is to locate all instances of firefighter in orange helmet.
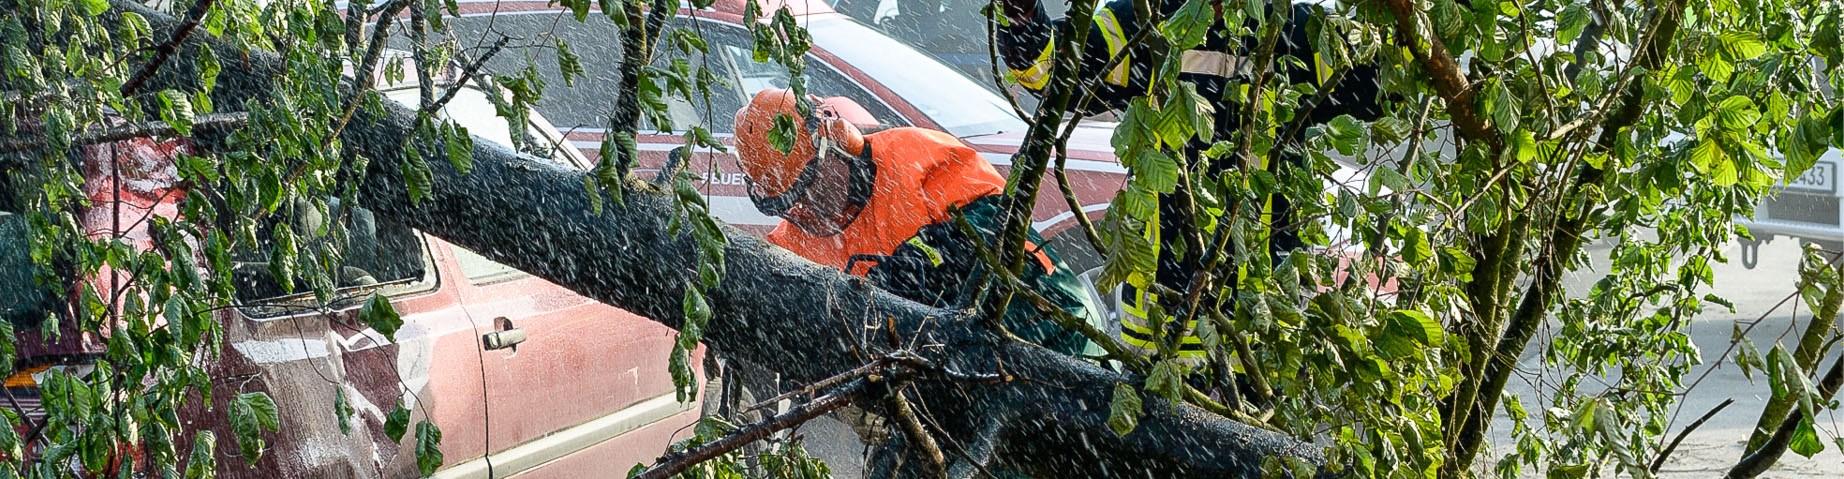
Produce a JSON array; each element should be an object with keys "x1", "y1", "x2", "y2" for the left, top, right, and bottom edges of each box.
[{"x1": 732, "y1": 88, "x2": 1094, "y2": 354}]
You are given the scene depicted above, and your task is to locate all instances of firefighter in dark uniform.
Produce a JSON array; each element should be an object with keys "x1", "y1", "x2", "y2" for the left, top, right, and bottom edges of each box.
[{"x1": 995, "y1": 0, "x2": 1389, "y2": 364}]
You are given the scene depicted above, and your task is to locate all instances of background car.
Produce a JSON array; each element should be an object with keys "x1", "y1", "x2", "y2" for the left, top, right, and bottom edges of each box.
[
  {"x1": 1, "y1": 79, "x2": 705, "y2": 477},
  {"x1": 1735, "y1": 149, "x2": 1844, "y2": 267},
  {"x1": 445, "y1": 0, "x2": 1130, "y2": 311}
]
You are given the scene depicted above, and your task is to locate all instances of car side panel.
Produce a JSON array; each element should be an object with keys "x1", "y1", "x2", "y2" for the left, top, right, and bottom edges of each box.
[
  {"x1": 444, "y1": 239, "x2": 703, "y2": 475},
  {"x1": 180, "y1": 242, "x2": 490, "y2": 478}
]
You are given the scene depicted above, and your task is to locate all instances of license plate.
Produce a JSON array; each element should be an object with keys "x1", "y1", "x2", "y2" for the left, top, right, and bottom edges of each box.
[{"x1": 1787, "y1": 162, "x2": 1835, "y2": 193}]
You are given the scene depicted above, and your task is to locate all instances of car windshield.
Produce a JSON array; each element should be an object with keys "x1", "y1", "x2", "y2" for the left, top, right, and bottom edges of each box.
[{"x1": 805, "y1": 16, "x2": 1027, "y2": 137}]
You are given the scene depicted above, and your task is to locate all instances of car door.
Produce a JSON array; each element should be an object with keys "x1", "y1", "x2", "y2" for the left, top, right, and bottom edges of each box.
[
  {"x1": 209, "y1": 203, "x2": 492, "y2": 478},
  {"x1": 401, "y1": 85, "x2": 701, "y2": 476},
  {"x1": 447, "y1": 243, "x2": 701, "y2": 477}
]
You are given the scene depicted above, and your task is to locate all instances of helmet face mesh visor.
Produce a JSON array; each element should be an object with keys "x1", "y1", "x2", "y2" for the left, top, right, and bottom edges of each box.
[{"x1": 746, "y1": 108, "x2": 865, "y2": 215}]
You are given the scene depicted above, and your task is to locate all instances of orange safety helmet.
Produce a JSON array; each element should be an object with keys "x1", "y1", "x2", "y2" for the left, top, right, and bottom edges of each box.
[{"x1": 732, "y1": 88, "x2": 867, "y2": 196}]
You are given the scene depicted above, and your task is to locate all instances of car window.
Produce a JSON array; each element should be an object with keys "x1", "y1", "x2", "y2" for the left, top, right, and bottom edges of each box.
[
  {"x1": 703, "y1": 27, "x2": 908, "y2": 131},
  {"x1": 232, "y1": 202, "x2": 432, "y2": 312},
  {"x1": 450, "y1": 243, "x2": 528, "y2": 284},
  {"x1": 444, "y1": 12, "x2": 906, "y2": 134},
  {"x1": 381, "y1": 86, "x2": 585, "y2": 168},
  {"x1": 804, "y1": 16, "x2": 1025, "y2": 137},
  {"x1": 445, "y1": 13, "x2": 710, "y2": 134}
]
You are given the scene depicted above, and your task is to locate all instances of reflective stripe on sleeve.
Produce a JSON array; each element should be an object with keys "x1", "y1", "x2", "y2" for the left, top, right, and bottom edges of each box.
[
  {"x1": 1179, "y1": 50, "x2": 1253, "y2": 79},
  {"x1": 1012, "y1": 40, "x2": 1055, "y2": 90},
  {"x1": 1094, "y1": 8, "x2": 1132, "y2": 87}
]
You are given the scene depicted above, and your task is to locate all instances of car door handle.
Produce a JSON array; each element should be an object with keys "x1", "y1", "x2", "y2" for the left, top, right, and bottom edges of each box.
[{"x1": 483, "y1": 328, "x2": 526, "y2": 351}]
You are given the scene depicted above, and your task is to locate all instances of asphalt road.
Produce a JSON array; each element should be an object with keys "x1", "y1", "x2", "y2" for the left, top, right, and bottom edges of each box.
[{"x1": 796, "y1": 236, "x2": 1844, "y2": 478}]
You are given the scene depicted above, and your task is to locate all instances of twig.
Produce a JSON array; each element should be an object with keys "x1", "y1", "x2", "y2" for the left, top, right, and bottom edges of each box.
[
  {"x1": 1649, "y1": 398, "x2": 1733, "y2": 473},
  {"x1": 120, "y1": 0, "x2": 221, "y2": 96},
  {"x1": 424, "y1": 35, "x2": 511, "y2": 114},
  {"x1": 1053, "y1": 136, "x2": 1108, "y2": 258},
  {"x1": 887, "y1": 384, "x2": 947, "y2": 478},
  {"x1": 743, "y1": 354, "x2": 897, "y2": 413},
  {"x1": 0, "y1": 112, "x2": 249, "y2": 155},
  {"x1": 1726, "y1": 353, "x2": 1844, "y2": 478},
  {"x1": 633, "y1": 378, "x2": 873, "y2": 479}
]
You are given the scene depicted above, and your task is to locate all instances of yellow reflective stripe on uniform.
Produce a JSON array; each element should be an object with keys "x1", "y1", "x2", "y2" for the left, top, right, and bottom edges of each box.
[
  {"x1": 1256, "y1": 148, "x2": 1272, "y2": 237},
  {"x1": 905, "y1": 237, "x2": 944, "y2": 266},
  {"x1": 1116, "y1": 207, "x2": 1205, "y2": 359},
  {"x1": 1012, "y1": 40, "x2": 1055, "y2": 90},
  {"x1": 1313, "y1": 51, "x2": 1333, "y2": 86},
  {"x1": 1094, "y1": 8, "x2": 1132, "y2": 87}
]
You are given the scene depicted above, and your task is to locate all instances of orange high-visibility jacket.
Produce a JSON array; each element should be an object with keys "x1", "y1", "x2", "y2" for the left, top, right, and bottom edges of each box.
[{"x1": 767, "y1": 127, "x2": 1003, "y2": 274}]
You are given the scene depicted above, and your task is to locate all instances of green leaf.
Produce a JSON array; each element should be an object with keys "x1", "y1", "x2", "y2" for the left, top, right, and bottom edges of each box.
[
  {"x1": 415, "y1": 421, "x2": 445, "y2": 476},
  {"x1": 556, "y1": 39, "x2": 584, "y2": 87},
  {"x1": 768, "y1": 113, "x2": 797, "y2": 155},
  {"x1": 1487, "y1": 79, "x2": 1520, "y2": 132},
  {"x1": 600, "y1": 0, "x2": 630, "y2": 27},
  {"x1": 670, "y1": 345, "x2": 694, "y2": 402},
  {"x1": 1159, "y1": 0, "x2": 1213, "y2": 50},
  {"x1": 679, "y1": 288, "x2": 710, "y2": 349},
  {"x1": 1392, "y1": 310, "x2": 1443, "y2": 345},
  {"x1": 1718, "y1": 32, "x2": 1767, "y2": 61},
  {"x1": 335, "y1": 389, "x2": 354, "y2": 435},
  {"x1": 1135, "y1": 150, "x2": 1180, "y2": 193},
  {"x1": 1711, "y1": 156, "x2": 1739, "y2": 187},
  {"x1": 568, "y1": 0, "x2": 590, "y2": 21},
  {"x1": 1513, "y1": 130, "x2": 1538, "y2": 163},
  {"x1": 80, "y1": 0, "x2": 108, "y2": 16},
  {"x1": 1377, "y1": 309, "x2": 1443, "y2": 359},
  {"x1": 184, "y1": 431, "x2": 216, "y2": 479},
  {"x1": 1324, "y1": 114, "x2": 1366, "y2": 156},
  {"x1": 445, "y1": 123, "x2": 474, "y2": 174},
  {"x1": 198, "y1": 44, "x2": 221, "y2": 91},
  {"x1": 360, "y1": 294, "x2": 404, "y2": 343},
  {"x1": 384, "y1": 404, "x2": 411, "y2": 443},
  {"x1": 583, "y1": 175, "x2": 605, "y2": 216},
  {"x1": 402, "y1": 148, "x2": 434, "y2": 205},
  {"x1": 1401, "y1": 227, "x2": 1432, "y2": 265},
  {"x1": 1699, "y1": 55, "x2": 1734, "y2": 82},
  {"x1": 1790, "y1": 416, "x2": 1825, "y2": 458},
  {"x1": 1717, "y1": 95, "x2": 1761, "y2": 131},
  {"x1": 1107, "y1": 383, "x2": 1144, "y2": 436},
  {"x1": 270, "y1": 224, "x2": 296, "y2": 294},
  {"x1": 157, "y1": 90, "x2": 196, "y2": 137},
  {"x1": 228, "y1": 392, "x2": 279, "y2": 463},
  {"x1": 1556, "y1": 3, "x2": 1589, "y2": 44},
  {"x1": 241, "y1": 392, "x2": 280, "y2": 430},
  {"x1": 1691, "y1": 137, "x2": 1724, "y2": 171},
  {"x1": 1145, "y1": 360, "x2": 1187, "y2": 403}
]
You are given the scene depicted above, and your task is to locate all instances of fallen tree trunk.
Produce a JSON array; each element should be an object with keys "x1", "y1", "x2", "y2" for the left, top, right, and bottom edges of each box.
[{"x1": 108, "y1": 2, "x2": 1325, "y2": 476}]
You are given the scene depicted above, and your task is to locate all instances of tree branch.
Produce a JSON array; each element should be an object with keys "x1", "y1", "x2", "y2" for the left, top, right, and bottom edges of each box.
[
  {"x1": 1745, "y1": 256, "x2": 1844, "y2": 451},
  {"x1": 1726, "y1": 353, "x2": 1844, "y2": 478},
  {"x1": 0, "y1": 112, "x2": 248, "y2": 156},
  {"x1": 1379, "y1": 0, "x2": 1499, "y2": 150},
  {"x1": 1651, "y1": 398, "x2": 1734, "y2": 473},
  {"x1": 1446, "y1": 0, "x2": 1692, "y2": 472},
  {"x1": 120, "y1": 0, "x2": 220, "y2": 96}
]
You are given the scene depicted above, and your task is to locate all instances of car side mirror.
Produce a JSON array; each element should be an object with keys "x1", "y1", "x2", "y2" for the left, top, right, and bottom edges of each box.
[{"x1": 817, "y1": 96, "x2": 884, "y2": 131}]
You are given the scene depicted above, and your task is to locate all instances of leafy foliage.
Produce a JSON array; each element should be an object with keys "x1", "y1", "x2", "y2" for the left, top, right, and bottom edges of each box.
[{"x1": 5, "y1": 0, "x2": 1843, "y2": 477}]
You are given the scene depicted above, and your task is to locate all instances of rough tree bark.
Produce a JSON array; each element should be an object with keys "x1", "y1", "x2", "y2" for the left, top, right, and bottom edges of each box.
[{"x1": 109, "y1": 2, "x2": 1323, "y2": 476}]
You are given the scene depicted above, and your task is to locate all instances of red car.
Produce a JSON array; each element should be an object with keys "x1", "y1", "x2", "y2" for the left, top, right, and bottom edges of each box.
[{"x1": 1, "y1": 83, "x2": 705, "y2": 478}]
